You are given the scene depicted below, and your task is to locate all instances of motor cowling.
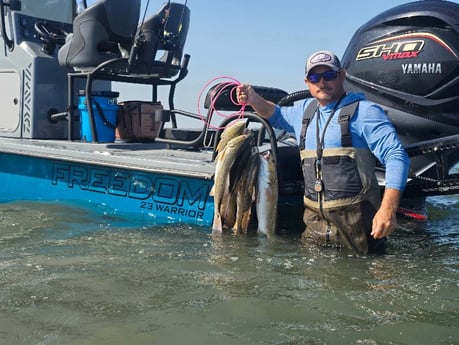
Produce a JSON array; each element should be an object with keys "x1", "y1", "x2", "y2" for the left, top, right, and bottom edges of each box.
[{"x1": 341, "y1": 0, "x2": 459, "y2": 129}]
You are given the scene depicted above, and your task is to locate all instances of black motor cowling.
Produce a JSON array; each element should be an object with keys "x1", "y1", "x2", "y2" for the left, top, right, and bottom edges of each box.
[{"x1": 341, "y1": 0, "x2": 459, "y2": 138}]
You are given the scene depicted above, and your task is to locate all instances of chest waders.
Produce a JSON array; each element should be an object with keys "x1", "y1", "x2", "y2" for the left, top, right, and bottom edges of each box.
[{"x1": 299, "y1": 99, "x2": 384, "y2": 254}]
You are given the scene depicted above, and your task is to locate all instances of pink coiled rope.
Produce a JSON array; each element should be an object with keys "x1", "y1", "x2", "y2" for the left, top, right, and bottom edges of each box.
[{"x1": 196, "y1": 76, "x2": 246, "y2": 130}]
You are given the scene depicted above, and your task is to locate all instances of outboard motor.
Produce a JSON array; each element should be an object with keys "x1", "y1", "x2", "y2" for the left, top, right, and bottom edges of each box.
[
  {"x1": 342, "y1": 0, "x2": 459, "y2": 143},
  {"x1": 341, "y1": 0, "x2": 459, "y2": 218}
]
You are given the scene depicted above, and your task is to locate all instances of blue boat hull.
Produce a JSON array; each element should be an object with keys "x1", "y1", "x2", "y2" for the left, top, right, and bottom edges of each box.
[{"x1": 0, "y1": 152, "x2": 215, "y2": 226}]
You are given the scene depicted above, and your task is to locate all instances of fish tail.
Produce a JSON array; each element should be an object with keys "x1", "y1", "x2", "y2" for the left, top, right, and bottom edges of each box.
[{"x1": 212, "y1": 210, "x2": 223, "y2": 234}]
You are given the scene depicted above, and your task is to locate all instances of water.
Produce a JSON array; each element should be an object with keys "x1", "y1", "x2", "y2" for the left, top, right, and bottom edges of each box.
[{"x1": 0, "y1": 197, "x2": 458, "y2": 345}]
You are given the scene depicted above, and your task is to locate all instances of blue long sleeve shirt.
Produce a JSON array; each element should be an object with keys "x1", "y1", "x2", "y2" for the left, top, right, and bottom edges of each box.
[{"x1": 269, "y1": 92, "x2": 410, "y2": 191}]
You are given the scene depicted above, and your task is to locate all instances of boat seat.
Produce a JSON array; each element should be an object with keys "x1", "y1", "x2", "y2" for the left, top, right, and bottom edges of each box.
[
  {"x1": 204, "y1": 84, "x2": 290, "y2": 111},
  {"x1": 58, "y1": 0, "x2": 140, "y2": 69},
  {"x1": 130, "y1": 2, "x2": 190, "y2": 78},
  {"x1": 59, "y1": 1, "x2": 193, "y2": 144}
]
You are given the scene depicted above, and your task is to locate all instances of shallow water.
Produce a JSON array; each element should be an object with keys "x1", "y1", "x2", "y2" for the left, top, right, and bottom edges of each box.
[{"x1": 0, "y1": 197, "x2": 458, "y2": 345}]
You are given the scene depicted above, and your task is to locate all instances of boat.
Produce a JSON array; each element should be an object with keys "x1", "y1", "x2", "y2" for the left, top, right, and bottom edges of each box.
[{"x1": 0, "y1": 0, "x2": 457, "y2": 229}]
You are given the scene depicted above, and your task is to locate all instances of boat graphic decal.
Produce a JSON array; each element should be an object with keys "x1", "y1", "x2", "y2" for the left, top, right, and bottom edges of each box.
[
  {"x1": 51, "y1": 162, "x2": 210, "y2": 219},
  {"x1": 356, "y1": 39, "x2": 425, "y2": 61},
  {"x1": 356, "y1": 32, "x2": 458, "y2": 61}
]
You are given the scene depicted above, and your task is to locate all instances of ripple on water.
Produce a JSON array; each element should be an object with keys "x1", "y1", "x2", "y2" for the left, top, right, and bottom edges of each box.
[{"x1": 0, "y1": 199, "x2": 458, "y2": 345}]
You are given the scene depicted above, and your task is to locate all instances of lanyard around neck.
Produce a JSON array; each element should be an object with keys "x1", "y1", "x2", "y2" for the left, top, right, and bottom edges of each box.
[{"x1": 315, "y1": 93, "x2": 346, "y2": 160}]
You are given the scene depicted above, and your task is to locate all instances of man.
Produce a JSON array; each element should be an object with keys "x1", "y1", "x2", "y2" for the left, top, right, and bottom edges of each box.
[{"x1": 237, "y1": 50, "x2": 410, "y2": 254}]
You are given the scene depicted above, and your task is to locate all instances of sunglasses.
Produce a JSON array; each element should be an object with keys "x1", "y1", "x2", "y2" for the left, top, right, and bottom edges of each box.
[{"x1": 307, "y1": 70, "x2": 339, "y2": 83}]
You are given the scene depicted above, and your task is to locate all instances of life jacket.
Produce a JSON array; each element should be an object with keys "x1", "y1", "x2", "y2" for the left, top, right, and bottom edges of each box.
[{"x1": 299, "y1": 99, "x2": 382, "y2": 254}]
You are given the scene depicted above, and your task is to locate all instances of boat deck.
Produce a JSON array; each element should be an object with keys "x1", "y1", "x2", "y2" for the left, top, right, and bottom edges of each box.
[{"x1": 0, "y1": 137, "x2": 216, "y2": 180}]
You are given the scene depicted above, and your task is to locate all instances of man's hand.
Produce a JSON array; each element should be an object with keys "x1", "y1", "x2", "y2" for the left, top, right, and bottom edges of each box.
[
  {"x1": 236, "y1": 84, "x2": 276, "y2": 118},
  {"x1": 236, "y1": 84, "x2": 253, "y2": 105},
  {"x1": 371, "y1": 188, "x2": 402, "y2": 239}
]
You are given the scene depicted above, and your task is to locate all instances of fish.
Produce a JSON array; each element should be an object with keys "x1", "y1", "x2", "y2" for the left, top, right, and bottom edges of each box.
[
  {"x1": 255, "y1": 151, "x2": 278, "y2": 236},
  {"x1": 215, "y1": 119, "x2": 247, "y2": 155},
  {"x1": 219, "y1": 183, "x2": 237, "y2": 228},
  {"x1": 210, "y1": 134, "x2": 253, "y2": 234},
  {"x1": 233, "y1": 147, "x2": 260, "y2": 234},
  {"x1": 211, "y1": 124, "x2": 279, "y2": 236},
  {"x1": 227, "y1": 129, "x2": 255, "y2": 192}
]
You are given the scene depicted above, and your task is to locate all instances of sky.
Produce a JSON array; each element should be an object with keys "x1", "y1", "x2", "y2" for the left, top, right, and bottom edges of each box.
[{"x1": 87, "y1": 0, "x2": 458, "y2": 124}]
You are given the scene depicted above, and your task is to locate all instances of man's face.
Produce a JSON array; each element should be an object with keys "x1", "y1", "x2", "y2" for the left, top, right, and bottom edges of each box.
[{"x1": 305, "y1": 65, "x2": 345, "y2": 106}]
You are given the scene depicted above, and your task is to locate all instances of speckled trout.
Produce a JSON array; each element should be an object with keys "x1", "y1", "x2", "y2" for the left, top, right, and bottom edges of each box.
[
  {"x1": 215, "y1": 120, "x2": 246, "y2": 155},
  {"x1": 256, "y1": 151, "x2": 278, "y2": 236},
  {"x1": 210, "y1": 134, "x2": 253, "y2": 233},
  {"x1": 233, "y1": 147, "x2": 260, "y2": 234}
]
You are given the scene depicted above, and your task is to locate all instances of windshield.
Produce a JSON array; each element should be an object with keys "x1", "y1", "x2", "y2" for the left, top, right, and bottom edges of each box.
[{"x1": 19, "y1": 0, "x2": 74, "y2": 24}]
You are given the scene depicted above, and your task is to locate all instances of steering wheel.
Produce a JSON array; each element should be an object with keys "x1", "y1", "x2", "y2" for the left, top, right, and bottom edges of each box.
[{"x1": 34, "y1": 20, "x2": 67, "y2": 46}]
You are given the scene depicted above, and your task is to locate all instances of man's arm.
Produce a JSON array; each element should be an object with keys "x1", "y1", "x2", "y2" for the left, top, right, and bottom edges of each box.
[{"x1": 358, "y1": 102, "x2": 410, "y2": 239}]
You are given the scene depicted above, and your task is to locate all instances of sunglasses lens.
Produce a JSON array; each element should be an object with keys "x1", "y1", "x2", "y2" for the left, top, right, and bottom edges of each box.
[
  {"x1": 323, "y1": 70, "x2": 338, "y2": 81},
  {"x1": 308, "y1": 70, "x2": 339, "y2": 83},
  {"x1": 308, "y1": 74, "x2": 321, "y2": 83}
]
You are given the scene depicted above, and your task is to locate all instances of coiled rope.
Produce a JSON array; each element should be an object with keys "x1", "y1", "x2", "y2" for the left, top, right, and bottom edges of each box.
[{"x1": 196, "y1": 76, "x2": 247, "y2": 130}]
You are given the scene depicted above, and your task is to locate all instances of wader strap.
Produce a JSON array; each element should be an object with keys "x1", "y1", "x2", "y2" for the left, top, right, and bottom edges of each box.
[
  {"x1": 300, "y1": 99, "x2": 359, "y2": 149},
  {"x1": 337, "y1": 101, "x2": 359, "y2": 147},
  {"x1": 299, "y1": 99, "x2": 318, "y2": 150}
]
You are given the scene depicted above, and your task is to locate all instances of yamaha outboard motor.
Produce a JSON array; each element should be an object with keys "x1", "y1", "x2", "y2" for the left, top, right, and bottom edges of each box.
[
  {"x1": 342, "y1": 0, "x2": 459, "y2": 142},
  {"x1": 341, "y1": 0, "x2": 459, "y2": 218}
]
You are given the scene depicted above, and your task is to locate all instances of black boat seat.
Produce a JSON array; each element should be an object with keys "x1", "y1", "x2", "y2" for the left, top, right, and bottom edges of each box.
[
  {"x1": 59, "y1": 1, "x2": 193, "y2": 144},
  {"x1": 131, "y1": 2, "x2": 190, "y2": 78},
  {"x1": 204, "y1": 84, "x2": 289, "y2": 111},
  {"x1": 58, "y1": 0, "x2": 140, "y2": 69}
]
